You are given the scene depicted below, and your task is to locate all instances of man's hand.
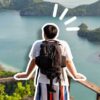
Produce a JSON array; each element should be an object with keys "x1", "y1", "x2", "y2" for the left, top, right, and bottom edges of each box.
[
  {"x1": 14, "y1": 72, "x2": 28, "y2": 80},
  {"x1": 15, "y1": 73, "x2": 27, "y2": 78},
  {"x1": 14, "y1": 59, "x2": 36, "y2": 81},
  {"x1": 65, "y1": 60, "x2": 86, "y2": 81},
  {"x1": 74, "y1": 73, "x2": 87, "y2": 81}
]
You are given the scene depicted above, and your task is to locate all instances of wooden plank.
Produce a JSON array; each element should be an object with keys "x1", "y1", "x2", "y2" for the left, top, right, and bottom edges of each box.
[
  {"x1": 0, "y1": 77, "x2": 15, "y2": 83},
  {"x1": 0, "y1": 77, "x2": 100, "y2": 94},
  {"x1": 0, "y1": 77, "x2": 34, "y2": 83},
  {"x1": 77, "y1": 80, "x2": 100, "y2": 94},
  {"x1": 70, "y1": 96, "x2": 74, "y2": 100}
]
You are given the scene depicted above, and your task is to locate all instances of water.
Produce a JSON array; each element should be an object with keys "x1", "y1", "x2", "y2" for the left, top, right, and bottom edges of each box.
[{"x1": 0, "y1": 10, "x2": 100, "y2": 100}]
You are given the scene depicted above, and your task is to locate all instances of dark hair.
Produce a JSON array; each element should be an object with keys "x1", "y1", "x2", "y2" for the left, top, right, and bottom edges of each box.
[{"x1": 43, "y1": 25, "x2": 58, "y2": 39}]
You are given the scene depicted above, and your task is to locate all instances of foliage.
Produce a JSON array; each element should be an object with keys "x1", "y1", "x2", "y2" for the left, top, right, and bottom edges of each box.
[
  {"x1": 14, "y1": 82, "x2": 32, "y2": 98},
  {"x1": 79, "y1": 23, "x2": 88, "y2": 30},
  {"x1": 0, "y1": 84, "x2": 5, "y2": 95},
  {"x1": 0, "y1": 72, "x2": 35, "y2": 100},
  {"x1": 78, "y1": 23, "x2": 100, "y2": 42},
  {"x1": 0, "y1": 71, "x2": 16, "y2": 78}
]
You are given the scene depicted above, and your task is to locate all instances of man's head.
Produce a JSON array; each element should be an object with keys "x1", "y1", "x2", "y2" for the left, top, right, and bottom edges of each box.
[{"x1": 42, "y1": 23, "x2": 59, "y2": 40}]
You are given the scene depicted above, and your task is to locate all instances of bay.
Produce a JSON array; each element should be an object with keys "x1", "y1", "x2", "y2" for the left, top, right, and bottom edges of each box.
[{"x1": 0, "y1": 10, "x2": 100, "y2": 100}]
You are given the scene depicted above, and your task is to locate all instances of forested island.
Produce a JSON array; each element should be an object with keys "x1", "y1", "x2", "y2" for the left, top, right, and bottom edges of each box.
[
  {"x1": 0, "y1": 0, "x2": 100, "y2": 16},
  {"x1": 78, "y1": 23, "x2": 100, "y2": 42}
]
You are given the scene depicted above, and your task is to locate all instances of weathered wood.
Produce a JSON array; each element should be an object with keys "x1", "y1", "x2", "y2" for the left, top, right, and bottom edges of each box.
[
  {"x1": 0, "y1": 76, "x2": 100, "y2": 100},
  {"x1": 0, "y1": 77, "x2": 34, "y2": 83},
  {"x1": 0, "y1": 77, "x2": 16, "y2": 83},
  {"x1": 70, "y1": 96, "x2": 74, "y2": 100},
  {"x1": 97, "y1": 93, "x2": 100, "y2": 100},
  {"x1": 68, "y1": 75, "x2": 71, "y2": 91},
  {"x1": 77, "y1": 80, "x2": 100, "y2": 94},
  {"x1": 0, "y1": 77, "x2": 100, "y2": 94}
]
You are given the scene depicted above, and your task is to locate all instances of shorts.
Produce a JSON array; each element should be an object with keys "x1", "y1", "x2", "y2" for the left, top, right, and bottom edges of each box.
[{"x1": 34, "y1": 83, "x2": 69, "y2": 100}]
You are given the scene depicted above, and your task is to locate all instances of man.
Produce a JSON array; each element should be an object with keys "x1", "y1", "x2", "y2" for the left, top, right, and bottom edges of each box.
[{"x1": 14, "y1": 23, "x2": 86, "y2": 100}]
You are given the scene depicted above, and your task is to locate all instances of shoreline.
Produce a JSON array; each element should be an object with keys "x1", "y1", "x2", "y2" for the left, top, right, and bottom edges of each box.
[{"x1": 0, "y1": 62, "x2": 20, "y2": 72}]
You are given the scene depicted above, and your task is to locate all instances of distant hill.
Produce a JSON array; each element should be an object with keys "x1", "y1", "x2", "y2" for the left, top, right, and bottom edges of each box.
[
  {"x1": 67, "y1": 0, "x2": 100, "y2": 16},
  {"x1": 20, "y1": 0, "x2": 100, "y2": 16},
  {"x1": 0, "y1": 0, "x2": 100, "y2": 16},
  {"x1": 0, "y1": 0, "x2": 10, "y2": 8},
  {"x1": 0, "y1": 5, "x2": 1, "y2": 9},
  {"x1": 9, "y1": 0, "x2": 37, "y2": 10},
  {"x1": 0, "y1": 2, "x2": 2, "y2": 8},
  {"x1": 0, "y1": 0, "x2": 43, "y2": 10},
  {"x1": 20, "y1": 2, "x2": 65, "y2": 16}
]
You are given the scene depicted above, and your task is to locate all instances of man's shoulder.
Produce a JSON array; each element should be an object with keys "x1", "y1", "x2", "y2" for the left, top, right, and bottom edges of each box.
[
  {"x1": 32, "y1": 40, "x2": 43, "y2": 46},
  {"x1": 32, "y1": 39, "x2": 69, "y2": 47},
  {"x1": 57, "y1": 39, "x2": 69, "y2": 45}
]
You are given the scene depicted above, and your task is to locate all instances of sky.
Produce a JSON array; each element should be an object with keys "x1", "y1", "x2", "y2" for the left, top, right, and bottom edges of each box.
[{"x1": 44, "y1": 0, "x2": 98, "y2": 8}]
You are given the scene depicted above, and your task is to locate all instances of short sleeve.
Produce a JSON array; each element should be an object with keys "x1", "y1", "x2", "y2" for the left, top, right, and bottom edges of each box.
[
  {"x1": 29, "y1": 40, "x2": 41, "y2": 59},
  {"x1": 29, "y1": 42, "x2": 37, "y2": 59},
  {"x1": 62, "y1": 41, "x2": 73, "y2": 60}
]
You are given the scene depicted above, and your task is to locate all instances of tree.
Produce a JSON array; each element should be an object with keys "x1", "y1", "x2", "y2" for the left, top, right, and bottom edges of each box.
[
  {"x1": 14, "y1": 81, "x2": 32, "y2": 99},
  {"x1": 0, "y1": 84, "x2": 5, "y2": 95},
  {"x1": 14, "y1": 82, "x2": 25, "y2": 98},
  {"x1": 0, "y1": 84, "x2": 5, "y2": 100},
  {"x1": 79, "y1": 23, "x2": 88, "y2": 30}
]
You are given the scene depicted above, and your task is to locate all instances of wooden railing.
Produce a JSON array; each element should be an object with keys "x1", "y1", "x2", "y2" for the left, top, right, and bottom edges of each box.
[
  {"x1": 0, "y1": 76, "x2": 100, "y2": 100},
  {"x1": 78, "y1": 80, "x2": 100, "y2": 100},
  {"x1": 68, "y1": 76, "x2": 100, "y2": 100}
]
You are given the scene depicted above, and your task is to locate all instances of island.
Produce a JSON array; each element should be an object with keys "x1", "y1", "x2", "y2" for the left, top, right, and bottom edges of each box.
[
  {"x1": 20, "y1": 2, "x2": 65, "y2": 16},
  {"x1": 78, "y1": 23, "x2": 100, "y2": 42}
]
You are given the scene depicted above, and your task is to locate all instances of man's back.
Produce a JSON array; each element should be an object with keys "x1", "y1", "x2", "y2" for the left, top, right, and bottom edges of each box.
[{"x1": 29, "y1": 39, "x2": 73, "y2": 86}]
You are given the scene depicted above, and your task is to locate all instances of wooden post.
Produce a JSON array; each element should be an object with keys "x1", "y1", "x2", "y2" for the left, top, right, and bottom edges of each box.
[
  {"x1": 68, "y1": 75, "x2": 71, "y2": 91},
  {"x1": 97, "y1": 93, "x2": 100, "y2": 100}
]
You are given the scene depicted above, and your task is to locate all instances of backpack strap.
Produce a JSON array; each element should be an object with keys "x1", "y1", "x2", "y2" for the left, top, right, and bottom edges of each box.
[
  {"x1": 49, "y1": 79, "x2": 56, "y2": 93},
  {"x1": 35, "y1": 68, "x2": 39, "y2": 85}
]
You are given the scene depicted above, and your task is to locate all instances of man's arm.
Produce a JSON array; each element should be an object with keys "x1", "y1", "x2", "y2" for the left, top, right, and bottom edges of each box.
[
  {"x1": 14, "y1": 59, "x2": 36, "y2": 80},
  {"x1": 66, "y1": 60, "x2": 86, "y2": 80},
  {"x1": 66, "y1": 60, "x2": 77, "y2": 78}
]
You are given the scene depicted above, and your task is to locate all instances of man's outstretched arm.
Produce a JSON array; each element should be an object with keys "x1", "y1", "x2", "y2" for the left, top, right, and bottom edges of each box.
[
  {"x1": 66, "y1": 60, "x2": 77, "y2": 77},
  {"x1": 66, "y1": 60, "x2": 86, "y2": 80},
  {"x1": 14, "y1": 59, "x2": 36, "y2": 80}
]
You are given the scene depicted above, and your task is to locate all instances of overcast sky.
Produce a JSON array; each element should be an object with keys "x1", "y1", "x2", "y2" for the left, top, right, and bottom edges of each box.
[{"x1": 44, "y1": 0, "x2": 98, "y2": 8}]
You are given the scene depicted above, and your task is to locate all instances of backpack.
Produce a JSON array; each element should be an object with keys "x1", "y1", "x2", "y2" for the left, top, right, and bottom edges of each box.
[{"x1": 35, "y1": 40, "x2": 66, "y2": 92}]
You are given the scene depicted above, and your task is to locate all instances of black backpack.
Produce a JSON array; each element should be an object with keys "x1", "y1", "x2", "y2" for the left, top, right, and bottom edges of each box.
[{"x1": 35, "y1": 40, "x2": 66, "y2": 92}]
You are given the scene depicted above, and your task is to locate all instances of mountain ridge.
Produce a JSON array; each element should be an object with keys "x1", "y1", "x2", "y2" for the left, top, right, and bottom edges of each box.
[{"x1": 0, "y1": 0, "x2": 100, "y2": 16}]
